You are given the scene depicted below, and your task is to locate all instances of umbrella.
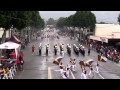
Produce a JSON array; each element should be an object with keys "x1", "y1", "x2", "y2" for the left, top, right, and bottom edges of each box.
[{"x1": 53, "y1": 56, "x2": 63, "y2": 65}]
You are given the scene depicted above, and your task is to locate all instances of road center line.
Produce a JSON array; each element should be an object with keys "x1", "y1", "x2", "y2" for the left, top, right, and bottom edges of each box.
[
  {"x1": 98, "y1": 73, "x2": 104, "y2": 79},
  {"x1": 70, "y1": 70, "x2": 75, "y2": 79},
  {"x1": 48, "y1": 67, "x2": 52, "y2": 79}
]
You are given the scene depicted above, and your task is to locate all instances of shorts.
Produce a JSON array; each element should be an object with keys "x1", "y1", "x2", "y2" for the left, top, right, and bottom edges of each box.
[{"x1": 32, "y1": 50, "x2": 34, "y2": 52}]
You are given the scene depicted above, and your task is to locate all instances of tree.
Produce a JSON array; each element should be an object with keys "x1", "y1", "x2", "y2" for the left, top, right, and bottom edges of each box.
[
  {"x1": 10, "y1": 11, "x2": 32, "y2": 31},
  {"x1": 0, "y1": 11, "x2": 14, "y2": 44},
  {"x1": 72, "y1": 11, "x2": 96, "y2": 40},
  {"x1": 0, "y1": 11, "x2": 45, "y2": 42},
  {"x1": 118, "y1": 14, "x2": 120, "y2": 25},
  {"x1": 47, "y1": 18, "x2": 55, "y2": 25},
  {"x1": 56, "y1": 17, "x2": 66, "y2": 28}
]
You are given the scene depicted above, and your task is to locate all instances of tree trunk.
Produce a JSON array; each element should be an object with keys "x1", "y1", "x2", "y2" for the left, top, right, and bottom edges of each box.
[
  {"x1": 1, "y1": 29, "x2": 7, "y2": 44},
  {"x1": 0, "y1": 29, "x2": 7, "y2": 56}
]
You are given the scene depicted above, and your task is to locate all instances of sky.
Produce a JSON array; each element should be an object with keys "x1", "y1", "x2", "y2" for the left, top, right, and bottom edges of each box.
[{"x1": 39, "y1": 11, "x2": 120, "y2": 24}]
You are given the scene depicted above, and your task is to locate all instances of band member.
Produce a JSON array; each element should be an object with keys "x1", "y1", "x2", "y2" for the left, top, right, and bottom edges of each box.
[
  {"x1": 81, "y1": 69, "x2": 87, "y2": 79},
  {"x1": 68, "y1": 60, "x2": 72, "y2": 69},
  {"x1": 46, "y1": 44, "x2": 49, "y2": 56},
  {"x1": 64, "y1": 67, "x2": 70, "y2": 78},
  {"x1": 59, "y1": 62, "x2": 64, "y2": 69},
  {"x1": 54, "y1": 44, "x2": 57, "y2": 55},
  {"x1": 58, "y1": 63, "x2": 66, "y2": 78},
  {"x1": 88, "y1": 66, "x2": 93, "y2": 76},
  {"x1": 61, "y1": 49, "x2": 64, "y2": 58},
  {"x1": 60, "y1": 44, "x2": 64, "y2": 53},
  {"x1": 71, "y1": 59, "x2": 76, "y2": 72},
  {"x1": 67, "y1": 44, "x2": 71, "y2": 55},
  {"x1": 88, "y1": 48, "x2": 90, "y2": 56},
  {"x1": 83, "y1": 48, "x2": 85, "y2": 56},
  {"x1": 39, "y1": 43, "x2": 42, "y2": 56},
  {"x1": 96, "y1": 62, "x2": 99, "y2": 73}
]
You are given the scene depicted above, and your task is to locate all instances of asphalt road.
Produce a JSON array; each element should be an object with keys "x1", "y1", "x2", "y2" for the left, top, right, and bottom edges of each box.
[{"x1": 14, "y1": 29, "x2": 120, "y2": 79}]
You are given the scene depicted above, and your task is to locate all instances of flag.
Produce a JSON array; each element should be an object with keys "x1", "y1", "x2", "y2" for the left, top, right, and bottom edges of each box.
[
  {"x1": 98, "y1": 55, "x2": 107, "y2": 62},
  {"x1": 53, "y1": 56, "x2": 63, "y2": 65}
]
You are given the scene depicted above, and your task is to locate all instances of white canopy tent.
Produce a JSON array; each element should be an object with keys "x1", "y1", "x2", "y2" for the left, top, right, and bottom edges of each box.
[{"x1": 0, "y1": 41, "x2": 21, "y2": 59}]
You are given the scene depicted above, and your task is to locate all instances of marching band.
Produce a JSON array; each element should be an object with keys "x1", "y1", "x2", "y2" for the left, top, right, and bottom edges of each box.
[{"x1": 30, "y1": 39, "x2": 101, "y2": 79}]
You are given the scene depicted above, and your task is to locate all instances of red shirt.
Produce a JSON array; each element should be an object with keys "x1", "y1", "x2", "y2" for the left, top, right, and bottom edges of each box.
[
  {"x1": 9, "y1": 52, "x2": 16, "y2": 58},
  {"x1": 16, "y1": 59, "x2": 20, "y2": 64},
  {"x1": 32, "y1": 46, "x2": 35, "y2": 50},
  {"x1": 21, "y1": 51, "x2": 24, "y2": 58}
]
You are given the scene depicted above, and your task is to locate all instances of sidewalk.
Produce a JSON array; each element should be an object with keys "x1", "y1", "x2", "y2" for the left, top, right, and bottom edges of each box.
[{"x1": 75, "y1": 39, "x2": 120, "y2": 67}]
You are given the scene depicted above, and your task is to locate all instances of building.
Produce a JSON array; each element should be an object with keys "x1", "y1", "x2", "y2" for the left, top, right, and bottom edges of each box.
[
  {"x1": 0, "y1": 28, "x2": 12, "y2": 39},
  {"x1": 90, "y1": 24, "x2": 120, "y2": 45}
]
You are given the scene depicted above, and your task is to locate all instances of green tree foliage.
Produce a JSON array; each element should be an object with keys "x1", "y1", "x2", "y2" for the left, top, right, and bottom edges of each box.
[
  {"x1": 56, "y1": 17, "x2": 67, "y2": 28},
  {"x1": 0, "y1": 11, "x2": 45, "y2": 43},
  {"x1": 0, "y1": 11, "x2": 45, "y2": 30},
  {"x1": 56, "y1": 11, "x2": 96, "y2": 31},
  {"x1": 118, "y1": 14, "x2": 120, "y2": 25},
  {"x1": 47, "y1": 18, "x2": 55, "y2": 25},
  {"x1": 0, "y1": 11, "x2": 13, "y2": 29}
]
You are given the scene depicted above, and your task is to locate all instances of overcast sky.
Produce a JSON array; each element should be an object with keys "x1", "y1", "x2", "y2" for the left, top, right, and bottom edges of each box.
[{"x1": 39, "y1": 11, "x2": 120, "y2": 24}]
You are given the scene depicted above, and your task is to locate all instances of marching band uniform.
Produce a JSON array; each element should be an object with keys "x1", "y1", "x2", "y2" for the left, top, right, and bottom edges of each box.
[
  {"x1": 61, "y1": 50, "x2": 64, "y2": 58},
  {"x1": 89, "y1": 66, "x2": 93, "y2": 76},
  {"x1": 81, "y1": 70, "x2": 87, "y2": 79},
  {"x1": 58, "y1": 64, "x2": 67, "y2": 79},
  {"x1": 68, "y1": 61, "x2": 72, "y2": 70},
  {"x1": 39, "y1": 45, "x2": 42, "y2": 56},
  {"x1": 71, "y1": 59, "x2": 76, "y2": 72},
  {"x1": 65, "y1": 67, "x2": 70, "y2": 78},
  {"x1": 46, "y1": 44, "x2": 49, "y2": 55},
  {"x1": 96, "y1": 62, "x2": 99, "y2": 73},
  {"x1": 54, "y1": 45, "x2": 57, "y2": 55}
]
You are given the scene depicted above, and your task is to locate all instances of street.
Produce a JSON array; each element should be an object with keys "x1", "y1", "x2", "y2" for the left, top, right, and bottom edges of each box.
[{"x1": 14, "y1": 29, "x2": 120, "y2": 79}]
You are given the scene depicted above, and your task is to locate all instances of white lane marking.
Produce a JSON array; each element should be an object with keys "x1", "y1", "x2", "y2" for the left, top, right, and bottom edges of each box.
[
  {"x1": 18, "y1": 70, "x2": 24, "y2": 79},
  {"x1": 48, "y1": 67, "x2": 52, "y2": 79},
  {"x1": 93, "y1": 69, "x2": 104, "y2": 79},
  {"x1": 98, "y1": 73, "x2": 104, "y2": 79},
  {"x1": 69, "y1": 70, "x2": 75, "y2": 79}
]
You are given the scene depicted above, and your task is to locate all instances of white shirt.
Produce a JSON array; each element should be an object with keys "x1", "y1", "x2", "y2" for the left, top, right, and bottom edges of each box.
[
  {"x1": 61, "y1": 51, "x2": 64, "y2": 57},
  {"x1": 66, "y1": 70, "x2": 70, "y2": 77}
]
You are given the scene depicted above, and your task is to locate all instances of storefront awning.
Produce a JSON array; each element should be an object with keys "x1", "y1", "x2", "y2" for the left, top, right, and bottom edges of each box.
[
  {"x1": 9, "y1": 35, "x2": 21, "y2": 44},
  {"x1": 90, "y1": 36, "x2": 108, "y2": 43}
]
